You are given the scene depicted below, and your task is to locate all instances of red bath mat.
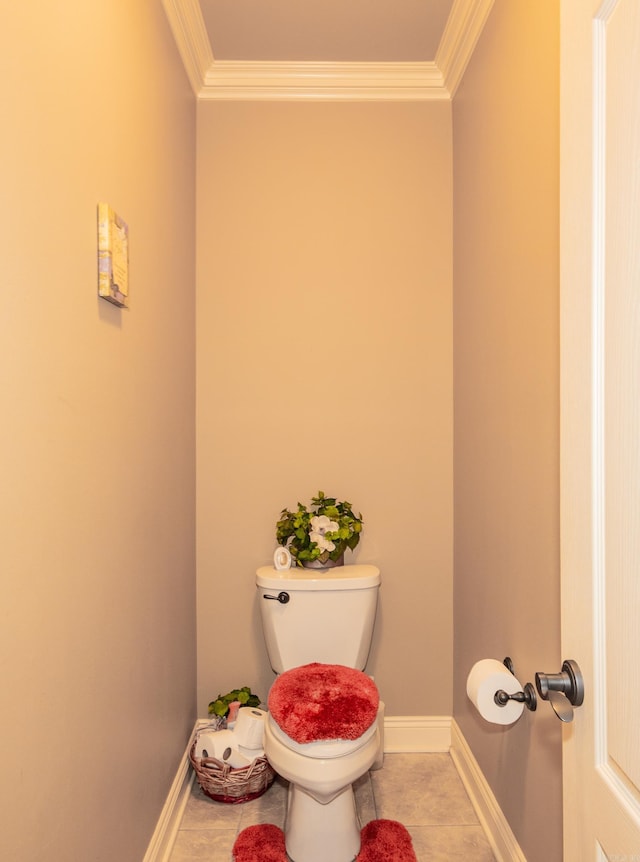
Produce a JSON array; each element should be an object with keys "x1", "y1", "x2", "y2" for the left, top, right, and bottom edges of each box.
[{"x1": 232, "y1": 819, "x2": 417, "y2": 862}]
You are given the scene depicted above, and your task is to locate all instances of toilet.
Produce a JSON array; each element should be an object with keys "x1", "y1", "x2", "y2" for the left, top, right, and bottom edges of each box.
[{"x1": 256, "y1": 564, "x2": 381, "y2": 862}]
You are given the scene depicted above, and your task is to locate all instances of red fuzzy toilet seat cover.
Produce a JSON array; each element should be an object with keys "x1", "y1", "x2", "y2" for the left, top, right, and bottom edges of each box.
[{"x1": 268, "y1": 662, "x2": 379, "y2": 744}]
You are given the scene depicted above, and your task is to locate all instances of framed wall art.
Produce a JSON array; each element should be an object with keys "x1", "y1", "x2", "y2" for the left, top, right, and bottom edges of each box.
[{"x1": 97, "y1": 202, "x2": 129, "y2": 308}]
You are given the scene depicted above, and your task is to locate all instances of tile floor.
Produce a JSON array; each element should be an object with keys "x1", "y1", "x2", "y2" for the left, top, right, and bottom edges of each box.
[{"x1": 169, "y1": 753, "x2": 497, "y2": 862}]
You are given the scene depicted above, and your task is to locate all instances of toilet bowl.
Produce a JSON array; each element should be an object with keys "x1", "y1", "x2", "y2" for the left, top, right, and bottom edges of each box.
[{"x1": 265, "y1": 662, "x2": 380, "y2": 862}]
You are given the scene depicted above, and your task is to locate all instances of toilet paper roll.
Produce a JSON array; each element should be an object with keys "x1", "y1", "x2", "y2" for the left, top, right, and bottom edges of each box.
[
  {"x1": 195, "y1": 728, "x2": 236, "y2": 760},
  {"x1": 233, "y1": 707, "x2": 267, "y2": 749},
  {"x1": 466, "y1": 659, "x2": 525, "y2": 726},
  {"x1": 238, "y1": 745, "x2": 265, "y2": 760},
  {"x1": 195, "y1": 731, "x2": 219, "y2": 759},
  {"x1": 223, "y1": 747, "x2": 252, "y2": 769}
]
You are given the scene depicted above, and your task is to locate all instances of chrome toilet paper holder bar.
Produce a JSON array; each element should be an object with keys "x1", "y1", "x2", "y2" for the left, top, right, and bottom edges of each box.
[
  {"x1": 496, "y1": 656, "x2": 585, "y2": 722},
  {"x1": 495, "y1": 657, "x2": 537, "y2": 712}
]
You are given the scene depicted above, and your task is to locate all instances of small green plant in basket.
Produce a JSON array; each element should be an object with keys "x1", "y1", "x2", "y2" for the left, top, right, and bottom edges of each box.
[{"x1": 208, "y1": 686, "x2": 261, "y2": 718}]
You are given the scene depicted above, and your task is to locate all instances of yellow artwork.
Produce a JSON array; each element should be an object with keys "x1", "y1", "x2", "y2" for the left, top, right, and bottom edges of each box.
[{"x1": 97, "y1": 202, "x2": 129, "y2": 307}]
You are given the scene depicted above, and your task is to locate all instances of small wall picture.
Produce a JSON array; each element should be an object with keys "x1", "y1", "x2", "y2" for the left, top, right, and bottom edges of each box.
[{"x1": 97, "y1": 202, "x2": 129, "y2": 308}]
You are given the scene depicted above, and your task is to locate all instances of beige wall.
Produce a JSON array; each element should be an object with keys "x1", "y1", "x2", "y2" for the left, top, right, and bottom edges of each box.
[
  {"x1": 0, "y1": 5, "x2": 196, "y2": 862},
  {"x1": 0, "y1": 2, "x2": 563, "y2": 856},
  {"x1": 196, "y1": 101, "x2": 453, "y2": 717},
  {"x1": 452, "y1": 3, "x2": 561, "y2": 861}
]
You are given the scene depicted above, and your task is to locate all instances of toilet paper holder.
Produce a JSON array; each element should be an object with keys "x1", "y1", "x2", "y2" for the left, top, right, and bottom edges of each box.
[
  {"x1": 497, "y1": 657, "x2": 585, "y2": 722},
  {"x1": 495, "y1": 658, "x2": 537, "y2": 712}
]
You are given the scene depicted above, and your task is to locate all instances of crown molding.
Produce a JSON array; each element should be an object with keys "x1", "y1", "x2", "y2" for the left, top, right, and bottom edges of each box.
[
  {"x1": 436, "y1": 0, "x2": 495, "y2": 97},
  {"x1": 201, "y1": 60, "x2": 448, "y2": 102},
  {"x1": 162, "y1": 0, "x2": 213, "y2": 94},
  {"x1": 163, "y1": 0, "x2": 493, "y2": 102}
]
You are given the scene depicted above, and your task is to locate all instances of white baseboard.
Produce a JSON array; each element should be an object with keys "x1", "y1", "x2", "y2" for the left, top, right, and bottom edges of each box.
[
  {"x1": 450, "y1": 719, "x2": 526, "y2": 862},
  {"x1": 142, "y1": 723, "x2": 201, "y2": 862},
  {"x1": 383, "y1": 715, "x2": 451, "y2": 752}
]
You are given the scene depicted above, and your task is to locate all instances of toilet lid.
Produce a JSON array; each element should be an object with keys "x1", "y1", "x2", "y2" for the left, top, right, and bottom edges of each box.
[{"x1": 268, "y1": 662, "x2": 379, "y2": 745}]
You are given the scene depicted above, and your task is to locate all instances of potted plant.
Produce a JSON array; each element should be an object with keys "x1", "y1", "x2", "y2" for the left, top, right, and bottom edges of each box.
[
  {"x1": 276, "y1": 491, "x2": 363, "y2": 568},
  {"x1": 208, "y1": 686, "x2": 261, "y2": 720}
]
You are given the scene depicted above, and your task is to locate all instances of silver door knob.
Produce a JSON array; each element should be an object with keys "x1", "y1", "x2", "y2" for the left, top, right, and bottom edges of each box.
[{"x1": 535, "y1": 659, "x2": 584, "y2": 722}]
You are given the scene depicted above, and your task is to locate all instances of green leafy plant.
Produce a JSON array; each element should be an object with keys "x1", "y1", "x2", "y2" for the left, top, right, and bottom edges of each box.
[
  {"x1": 208, "y1": 686, "x2": 261, "y2": 718},
  {"x1": 276, "y1": 491, "x2": 363, "y2": 567}
]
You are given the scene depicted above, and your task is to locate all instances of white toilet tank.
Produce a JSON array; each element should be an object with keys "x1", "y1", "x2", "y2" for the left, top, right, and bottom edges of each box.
[{"x1": 256, "y1": 564, "x2": 381, "y2": 674}]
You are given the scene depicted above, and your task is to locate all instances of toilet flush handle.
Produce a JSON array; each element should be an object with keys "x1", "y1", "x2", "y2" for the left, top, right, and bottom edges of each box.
[{"x1": 263, "y1": 591, "x2": 290, "y2": 604}]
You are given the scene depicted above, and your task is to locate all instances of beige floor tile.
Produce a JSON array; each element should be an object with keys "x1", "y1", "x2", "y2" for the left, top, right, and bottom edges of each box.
[
  {"x1": 370, "y1": 753, "x2": 478, "y2": 826},
  {"x1": 169, "y1": 827, "x2": 236, "y2": 862},
  {"x1": 169, "y1": 754, "x2": 497, "y2": 862},
  {"x1": 237, "y1": 775, "x2": 288, "y2": 829},
  {"x1": 408, "y1": 824, "x2": 496, "y2": 861},
  {"x1": 354, "y1": 771, "x2": 377, "y2": 826},
  {"x1": 180, "y1": 781, "x2": 244, "y2": 831}
]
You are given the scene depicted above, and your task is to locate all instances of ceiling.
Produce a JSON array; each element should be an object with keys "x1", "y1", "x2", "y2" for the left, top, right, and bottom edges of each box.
[
  {"x1": 162, "y1": 0, "x2": 493, "y2": 100},
  {"x1": 199, "y1": 0, "x2": 454, "y2": 63}
]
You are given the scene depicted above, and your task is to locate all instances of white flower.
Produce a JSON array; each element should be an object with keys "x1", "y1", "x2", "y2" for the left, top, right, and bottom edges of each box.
[
  {"x1": 309, "y1": 531, "x2": 336, "y2": 552},
  {"x1": 310, "y1": 515, "x2": 339, "y2": 536},
  {"x1": 309, "y1": 515, "x2": 339, "y2": 553}
]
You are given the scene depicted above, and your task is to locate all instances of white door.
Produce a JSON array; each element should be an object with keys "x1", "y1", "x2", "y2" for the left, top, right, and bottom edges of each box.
[{"x1": 561, "y1": 0, "x2": 640, "y2": 859}]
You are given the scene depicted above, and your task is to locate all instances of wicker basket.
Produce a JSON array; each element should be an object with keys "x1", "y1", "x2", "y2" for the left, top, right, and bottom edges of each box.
[{"x1": 189, "y1": 741, "x2": 275, "y2": 804}]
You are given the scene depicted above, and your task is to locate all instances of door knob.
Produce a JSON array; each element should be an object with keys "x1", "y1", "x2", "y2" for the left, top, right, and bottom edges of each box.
[{"x1": 535, "y1": 659, "x2": 584, "y2": 722}]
